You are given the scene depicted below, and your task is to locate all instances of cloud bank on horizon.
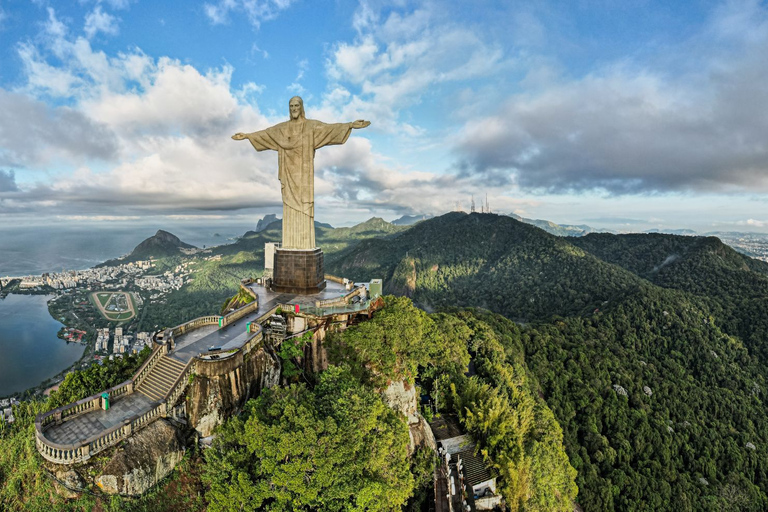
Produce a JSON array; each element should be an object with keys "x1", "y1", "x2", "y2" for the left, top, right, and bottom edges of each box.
[{"x1": 0, "y1": 0, "x2": 766, "y2": 232}]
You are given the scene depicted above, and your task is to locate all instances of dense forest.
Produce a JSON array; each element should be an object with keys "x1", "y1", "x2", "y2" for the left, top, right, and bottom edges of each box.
[
  {"x1": 205, "y1": 298, "x2": 577, "y2": 511},
  {"x1": 328, "y1": 212, "x2": 768, "y2": 510}
]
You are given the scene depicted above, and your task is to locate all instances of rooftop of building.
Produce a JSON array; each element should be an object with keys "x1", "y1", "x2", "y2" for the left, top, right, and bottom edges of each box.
[
  {"x1": 451, "y1": 448, "x2": 493, "y2": 487},
  {"x1": 429, "y1": 414, "x2": 465, "y2": 442}
]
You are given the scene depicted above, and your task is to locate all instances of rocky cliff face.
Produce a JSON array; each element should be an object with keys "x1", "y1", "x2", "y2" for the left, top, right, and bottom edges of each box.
[
  {"x1": 382, "y1": 380, "x2": 419, "y2": 424},
  {"x1": 187, "y1": 347, "x2": 280, "y2": 437},
  {"x1": 95, "y1": 419, "x2": 185, "y2": 496},
  {"x1": 255, "y1": 214, "x2": 280, "y2": 232},
  {"x1": 409, "y1": 415, "x2": 437, "y2": 454},
  {"x1": 381, "y1": 380, "x2": 436, "y2": 454}
]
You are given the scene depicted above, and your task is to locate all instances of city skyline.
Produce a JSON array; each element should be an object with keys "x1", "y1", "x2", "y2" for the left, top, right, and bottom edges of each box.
[{"x1": 0, "y1": 0, "x2": 767, "y2": 233}]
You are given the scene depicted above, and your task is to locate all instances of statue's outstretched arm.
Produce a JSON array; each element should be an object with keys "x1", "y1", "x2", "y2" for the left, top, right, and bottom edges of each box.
[
  {"x1": 232, "y1": 128, "x2": 280, "y2": 151},
  {"x1": 350, "y1": 120, "x2": 370, "y2": 129}
]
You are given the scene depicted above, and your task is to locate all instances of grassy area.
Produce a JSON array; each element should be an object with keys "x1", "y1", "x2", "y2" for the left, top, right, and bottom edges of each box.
[
  {"x1": 91, "y1": 292, "x2": 136, "y2": 323},
  {"x1": 106, "y1": 311, "x2": 133, "y2": 321}
]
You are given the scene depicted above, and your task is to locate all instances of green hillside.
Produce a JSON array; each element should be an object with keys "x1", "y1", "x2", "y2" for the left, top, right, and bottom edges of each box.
[
  {"x1": 326, "y1": 212, "x2": 768, "y2": 511},
  {"x1": 328, "y1": 212, "x2": 644, "y2": 321},
  {"x1": 570, "y1": 232, "x2": 768, "y2": 364}
]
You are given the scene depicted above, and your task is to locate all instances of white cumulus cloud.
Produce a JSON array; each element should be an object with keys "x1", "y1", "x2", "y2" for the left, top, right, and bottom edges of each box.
[
  {"x1": 204, "y1": 0, "x2": 296, "y2": 28},
  {"x1": 84, "y1": 5, "x2": 120, "y2": 39}
]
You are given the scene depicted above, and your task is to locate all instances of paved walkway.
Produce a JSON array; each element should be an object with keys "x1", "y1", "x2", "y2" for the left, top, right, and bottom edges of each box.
[
  {"x1": 42, "y1": 280, "x2": 353, "y2": 446},
  {"x1": 246, "y1": 280, "x2": 350, "y2": 310},
  {"x1": 45, "y1": 393, "x2": 155, "y2": 444},
  {"x1": 170, "y1": 281, "x2": 347, "y2": 362}
]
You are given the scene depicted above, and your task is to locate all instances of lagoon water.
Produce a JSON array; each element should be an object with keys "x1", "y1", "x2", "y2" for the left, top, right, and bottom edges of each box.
[
  {"x1": 0, "y1": 221, "x2": 257, "y2": 396},
  {"x1": 0, "y1": 294, "x2": 85, "y2": 397}
]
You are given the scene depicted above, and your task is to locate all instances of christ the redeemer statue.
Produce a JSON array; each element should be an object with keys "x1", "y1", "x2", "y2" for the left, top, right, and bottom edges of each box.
[{"x1": 232, "y1": 96, "x2": 370, "y2": 249}]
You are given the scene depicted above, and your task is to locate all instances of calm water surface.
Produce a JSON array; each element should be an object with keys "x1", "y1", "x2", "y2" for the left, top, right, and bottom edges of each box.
[
  {"x1": 0, "y1": 294, "x2": 84, "y2": 397},
  {"x1": 0, "y1": 223, "x2": 253, "y2": 277}
]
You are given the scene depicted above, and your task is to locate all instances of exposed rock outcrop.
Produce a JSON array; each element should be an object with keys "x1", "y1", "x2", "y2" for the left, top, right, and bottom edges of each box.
[
  {"x1": 255, "y1": 214, "x2": 280, "y2": 232},
  {"x1": 382, "y1": 380, "x2": 419, "y2": 424},
  {"x1": 54, "y1": 469, "x2": 85, "y2": 499},
  {"x1": 380, "y1": 380, "x2": 435, "y2": 455},
  {"x1": 95, "y1": 419, "x2": 185, "y2": 496},
  {"x1": 187, "y1": 347, "x2": 280, "y2": 437},
  {"x1": 409, "y1": 415, "x2": 437, "y2": 454}
]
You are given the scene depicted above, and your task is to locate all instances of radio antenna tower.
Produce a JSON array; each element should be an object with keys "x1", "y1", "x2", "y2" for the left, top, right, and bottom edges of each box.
[{"x1": 470, "y1": 195, "x2": 476, "y2": 213}]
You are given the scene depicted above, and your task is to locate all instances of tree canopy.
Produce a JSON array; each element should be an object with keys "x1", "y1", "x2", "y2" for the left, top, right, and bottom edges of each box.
[{"x1": 204, "y1": 366, "x2": 414, "y2": 512}]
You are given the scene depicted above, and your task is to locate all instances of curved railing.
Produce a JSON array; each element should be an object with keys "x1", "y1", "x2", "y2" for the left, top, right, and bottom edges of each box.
[
  {"x1": 242, "y1": 322, "x2": 265, "y2": 355},
  {"x1": 240, "y1": 282, "x2": 258, "y2": 300},
  {"x1": 36, "y1": 401, "x2": 167, "y2": 465},
  {"x1": 35, "y1": 280, "x2": 383, "y2": 465},
  {"x1": 35, "y1": 308, "x2": 239, "y2": 464},
  {"x1": 222, "y1": 299, "x2": 259, "y2": 328},
  {"x1": 37, "y1": 378, "x2": 133, "y2": 431},
  {"x1": 35, "y1": 378, "x2": 136, "y2": 464},
  {"x1": 324, "y1": 274, "x2": 347, "y2": 285},
  {"x1": 172, "y1": 315, "x2": 221, "y2": 338}
]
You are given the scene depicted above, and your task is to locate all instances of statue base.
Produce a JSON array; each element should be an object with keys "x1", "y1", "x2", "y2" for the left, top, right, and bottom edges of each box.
[{"x1": 272, "y1": 248, "x2": 326, "y2": 294}]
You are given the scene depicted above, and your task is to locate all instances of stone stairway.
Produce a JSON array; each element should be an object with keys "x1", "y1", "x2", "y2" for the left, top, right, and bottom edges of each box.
[{"x1": 136, "y1": 355, "x2": 188, "y2": 402}]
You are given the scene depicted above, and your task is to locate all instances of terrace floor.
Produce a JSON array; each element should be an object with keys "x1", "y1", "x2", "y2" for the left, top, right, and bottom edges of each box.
[{"x1": 45, "y1": 393, "x2": 155, "y2": 444}]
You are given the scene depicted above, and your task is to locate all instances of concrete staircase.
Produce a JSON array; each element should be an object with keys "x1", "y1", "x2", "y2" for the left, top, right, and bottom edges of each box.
[{"x1": 136, "y1": 355, "x2": 188, "y2": 402}]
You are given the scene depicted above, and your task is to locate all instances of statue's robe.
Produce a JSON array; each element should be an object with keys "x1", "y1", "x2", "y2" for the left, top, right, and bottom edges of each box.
[{"x1": 245, "y1": 119, "x2": 352, "y2": 249}]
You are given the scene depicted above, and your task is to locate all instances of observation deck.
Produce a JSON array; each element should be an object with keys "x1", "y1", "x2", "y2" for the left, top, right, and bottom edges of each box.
[{"x1": 36, "y1": 278, "x2": 375, "y2": 465}]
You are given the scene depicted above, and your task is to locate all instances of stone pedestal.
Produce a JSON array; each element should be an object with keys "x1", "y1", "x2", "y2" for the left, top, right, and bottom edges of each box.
[{"x1": 272, "y1": 248, "x2": 326, "y2": 294}]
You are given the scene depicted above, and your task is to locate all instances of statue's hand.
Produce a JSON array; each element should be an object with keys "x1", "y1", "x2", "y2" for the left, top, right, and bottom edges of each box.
[
  {"x1": 351, "y1": 120, "x2": 371, "y2": 129},
  {"x1": 231, "y1": 133, "x2": 247, "y2": 140}
]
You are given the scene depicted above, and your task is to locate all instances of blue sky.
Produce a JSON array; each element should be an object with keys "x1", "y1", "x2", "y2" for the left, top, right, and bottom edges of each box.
[{"x1": 0, "y1": 0, "x2": 767, "y2": 233}]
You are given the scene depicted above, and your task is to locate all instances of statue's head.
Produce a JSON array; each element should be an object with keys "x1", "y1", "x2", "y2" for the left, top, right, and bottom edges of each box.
[{"x1": 289, "y1": 96, "x2": 305, "y2": 120}]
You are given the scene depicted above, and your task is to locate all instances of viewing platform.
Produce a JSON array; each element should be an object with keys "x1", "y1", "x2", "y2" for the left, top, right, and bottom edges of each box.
[{"x1": 36, "y1": 277, "x2": 378, "y2": 465}]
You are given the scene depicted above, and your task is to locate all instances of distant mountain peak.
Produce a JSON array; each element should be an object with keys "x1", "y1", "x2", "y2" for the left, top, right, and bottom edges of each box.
[
  {"x1": 128, "y1": 230, "x2": 196, "y2": 260},
  {"x1": 391, "y1": 214, "x2": 434, "y2": 226},
  {"x1": 255, "y1": 214, "x2": 280, "y2": 233},
  {"x1": 507, "y1": 213, "x2": 606, "y2": 237},
  {"x1": 153, "y1": 230, "x2": 186, "y2": 243}
]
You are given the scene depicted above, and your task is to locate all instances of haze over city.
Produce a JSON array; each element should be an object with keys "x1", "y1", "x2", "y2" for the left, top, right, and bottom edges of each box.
[{"x1": 0, "y1": 0, "x2": 767, "y2": 233}]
